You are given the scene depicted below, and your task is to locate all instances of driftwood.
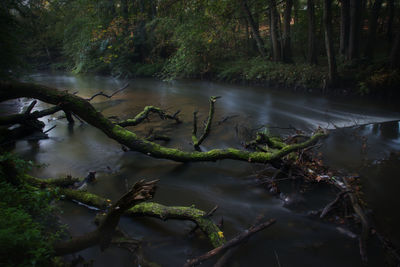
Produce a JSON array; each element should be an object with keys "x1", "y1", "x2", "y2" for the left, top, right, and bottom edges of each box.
[
  {"x1": 184, "y1": 218, "x2": 276, "y2": 267},
  {"x1": 0, "y1": 81, "x2": 327, "y2": 163}
]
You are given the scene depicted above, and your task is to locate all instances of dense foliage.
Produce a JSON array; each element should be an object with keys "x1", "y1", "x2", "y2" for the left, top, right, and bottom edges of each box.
[
  {"x1": 0, "y1": 154, "x2": 62, "y2": 267},
  {"x1": 0, "y1": 0, "x2": 399, "y2": 95}
]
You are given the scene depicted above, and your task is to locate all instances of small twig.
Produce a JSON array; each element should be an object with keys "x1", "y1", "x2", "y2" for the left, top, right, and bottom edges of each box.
[
  {"x1": 43, "y1": 125, "x2": 57, "y2": 134},
  {"x1": 320, "y1": 190, "x2": 351, "y2": 219},
  {"x1": 205, "y1": 205, "x2": 218, "y2": 218},
  {"x1": 72, "y1": 113, "x2": 84, "y2": 123},
  {"x1": 217, "y1": 114, "x2": 239, "y2": 125},
  {"x1": 274, "y1": 249, "x2": 282, "y2": 267},
  {"x1": 86, "y1": 83, "x2": 129, "y2": 101}
]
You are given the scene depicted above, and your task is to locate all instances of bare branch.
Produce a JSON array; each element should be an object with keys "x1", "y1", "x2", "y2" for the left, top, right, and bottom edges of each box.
[
  {"x1": 86, "y1": 83, "x2": 129, "y2": 101},
  {"x1": 192, "y1": 96, "x2": 220, "y2": 150},
  {"x1": 24, "y1": 100, "x2": 37, "y2": 114}
]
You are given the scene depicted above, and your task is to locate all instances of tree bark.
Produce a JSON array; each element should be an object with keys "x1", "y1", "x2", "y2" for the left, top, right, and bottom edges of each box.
[
  {"x1": 282, "y1": 0, "x2": 293, "y2": 63},
  {"x1": 339, "y1": 0, "x2": 350, "y2": 56},
  {"x1": 364, "y1": 0, "x2": 383, "y2": 59},
  {"x1": 269, "y1": 0, "x2": 282, "y2": 61},
  {"x1": 323, "y1": 0, "x2": 338, "y2": 86},
  {"x1": 307, "y1": 0, "x2": 318, "y2": 64},
  {"x1": 240, "y1": 0, "x2": 267, "y2": 57},
  {"x1": 0, "y1": 82, "x2": 327, "y2": 163},
  {"x1": 348, "y1": 0, "x2": 362, "y2": 60}
]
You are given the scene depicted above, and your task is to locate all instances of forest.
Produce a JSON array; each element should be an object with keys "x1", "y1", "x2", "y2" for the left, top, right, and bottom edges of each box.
[
  {"x1": 1, "y1": 0, "x2": 400, "y2": 94},
  {"x1": 1, "y1": 0, "x2": 400, "y2": 266}
]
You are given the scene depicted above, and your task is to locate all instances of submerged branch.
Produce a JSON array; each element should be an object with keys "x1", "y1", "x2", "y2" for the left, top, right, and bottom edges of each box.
[{"x1": 184, "y1": 218, "x2": 276, "y2": 267}]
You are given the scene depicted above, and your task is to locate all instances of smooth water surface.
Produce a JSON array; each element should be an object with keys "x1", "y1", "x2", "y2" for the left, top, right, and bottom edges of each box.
[{"x1": 7, "y1": 72, "x2": 400, "y2": 266}]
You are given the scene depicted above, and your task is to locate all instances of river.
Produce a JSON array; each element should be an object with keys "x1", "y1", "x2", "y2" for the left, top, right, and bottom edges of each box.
[{"x1": 8, "y1": 72, "x2": 400, "y2": 266}]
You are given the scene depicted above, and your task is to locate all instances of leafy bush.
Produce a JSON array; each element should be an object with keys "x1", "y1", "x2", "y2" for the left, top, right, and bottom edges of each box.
[{"x1": 0, "y1": 154, "x2": 62, "y2": 267}]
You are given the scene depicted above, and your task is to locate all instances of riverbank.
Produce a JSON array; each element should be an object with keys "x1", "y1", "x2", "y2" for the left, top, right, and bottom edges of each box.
[{"x1": 49, "y1": 57, "x2": 400, "y2": 100}]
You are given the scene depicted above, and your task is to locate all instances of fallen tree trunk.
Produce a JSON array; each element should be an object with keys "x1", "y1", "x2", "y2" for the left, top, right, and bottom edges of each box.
[
  {"x1": 0, "y1": 103, "x2": 61, "y2": 126},
  {"x1": 0, "y1": 81, "x2": 327, "y2": 163},
  {"x1": 54, "y1": 179, "x2": 158, "y2": 255},
  {"x1": 23, "y1": 174, "x2": 226, "y2": 248}
]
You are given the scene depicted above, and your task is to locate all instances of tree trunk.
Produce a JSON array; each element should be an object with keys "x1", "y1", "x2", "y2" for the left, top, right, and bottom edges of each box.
[
  {"x1": 339, "y1": 0, "x2": 350, "y2": 56},
  {"x1": 389, "y1": 30, "x2": 400, "y2": 67},
  {"x1": 323, "y1": 0, "x2": 338, "y2": 86},
  {"x1": 293, "y1": 0, "x2": 300, "y2": 25},
  {"x1": 348, "y1": 0, "x2": 362, "y2": 60},
  {"x1": 307, "y1": 0, "x2": 318, "y2": 64},
  {"x1": 240, "y1": 0, "x2": 267, "y2": 57},
  {"x1": 282, "y1": 0, "x2": 294, "y2": 63},
  {"x1": 269, "y1": 0, "x2": 281, "y2": 61},
  {"x1": 386, "y1": 0, "x2": 394, "y2": 41},
  {"x1": 364, "y1": 0, "x2": 383, "y2": 59},
  {"x1": 121, "y1": 0, "x2": 128, "y2": 20}
]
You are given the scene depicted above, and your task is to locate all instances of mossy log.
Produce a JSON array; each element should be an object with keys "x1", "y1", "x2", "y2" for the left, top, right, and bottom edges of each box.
[
  {"x1": 59, "y1": 188, "x2": 225, "y2": 247},
  {"x1": 0, "y1": 81, "x2": 327, "y2": 163},
  {"x1": 23, "y1": 174, "x2": 81, "y2": 188},
  {"x1": 22, "y1": 174, "x2": 226, "y2": 247},
  {"x1": 54, "y1": 179, "x2": 158, "y2": 255}
]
